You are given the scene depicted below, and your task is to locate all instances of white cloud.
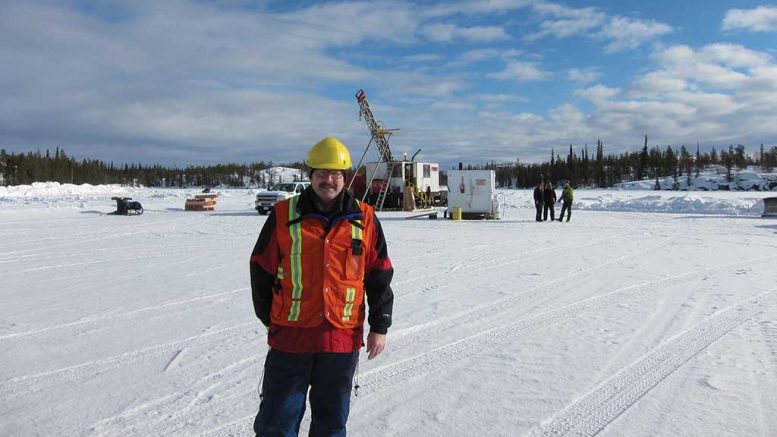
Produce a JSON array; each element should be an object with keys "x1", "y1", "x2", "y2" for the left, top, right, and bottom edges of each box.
[
  {"x1": 422, "y1": 23, "x2": 509, "y2": 42},
  {"x1": 652, "y1": 44, "x2": 767, "y2": 90},
  {"x1": 722, "y1": 6, "x2": 777, "y2": 32},
  {"x1": 567, "y1": 67, "x2": 601, "y2": 84},
  {"x1": 1, "y1": 1, "x2": 775, "y2": 167},
  {"x1": 430, "y1": 101, "x2": 477, "y2": 111},
  {"x1": 527, "y1": 5, "x2": 606, "y2": 40},
  {"x1": 470, "y1": 93, "x2": 528, "y2": 103},
  {"x1": 524, "y1": 3, "x2": 672, "y2": 53},
  {"x1": 670, "y1": 91, "x2": 743, "y2": 117},
  {"x1": 0, "y1": 0, "x2": 472, "y2": 164},
  {"x1": 630, "y1": 72, "x2": 688, "y2": 96},
  {"x1": 457, "y1": 25, "x2": 511, "y2": 42},
  {"x1": 699, "y1": 43, "x2": 771, "y2": 68},
  {"x1": 277, "y1": 1, "x2": 419, "y2": 46},
  {"x1": 573, "y1": 85, "x2": 620, "y2": 103},
  {"x1": 461, "y1": 42, "x2": 777, "y2": 162},
  {"x1": 450, "y1": 48, "x2": 524, "y2": 67},
  {"x1": 488, "y1": 61, "x2": 550, "y2": 81},
  {"x1": 402, "y1": 53, "x2": 445, "y2": 63},
  {"x1": 599, "y1": 16, "x2": 673, "y2": 53},
  {"x1": 422, "y1": 0, "x2": 534, "y2": 18}
]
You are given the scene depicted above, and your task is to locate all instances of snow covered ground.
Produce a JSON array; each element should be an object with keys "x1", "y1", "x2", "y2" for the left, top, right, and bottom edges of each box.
[{"x1": 2, "y1": 184, "x2": 777, "y2": 436}]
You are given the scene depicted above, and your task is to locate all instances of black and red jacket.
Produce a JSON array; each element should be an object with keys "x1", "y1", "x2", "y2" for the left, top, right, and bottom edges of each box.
[{"x1": 250, "y1": 187, "x2": 394, "y2": 353}]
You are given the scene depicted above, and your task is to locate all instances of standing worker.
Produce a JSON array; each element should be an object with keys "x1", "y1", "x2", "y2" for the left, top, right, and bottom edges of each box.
[
  {"x1": 250, "y1": 137, "x2": 394, "y2": 437},
  {"x1": 403, "y1": 181, "x2": 416, "y2": 211},
  {"x1": 533, "y1": 182, "x2": 544, "y2": 222},
  {"x1": 558, "y1": 181, "x2": 574, "y2": 222},
  {"x1": 542, "y1": 182, "x2": 556, "y2": 221}
]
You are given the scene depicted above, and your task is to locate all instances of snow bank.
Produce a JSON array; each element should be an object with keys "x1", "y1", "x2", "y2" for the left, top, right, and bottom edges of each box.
[
  {"x1": 613, "y1": 167, "x2": 777, "y2": 191},
  {"x1": 0, "y1": 182, "x2": 132, "y2": 198},
  {"x1": 572, "y1": 193, "x2": 764, "y2": 216},
  {"x1": 1, "y1": 183, "x2": 775, "y2": 216}
]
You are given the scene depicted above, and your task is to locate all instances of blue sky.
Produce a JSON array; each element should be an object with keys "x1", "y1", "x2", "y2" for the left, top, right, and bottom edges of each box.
[{"x1": 1, "y1": 0, "x2": 776, "y2": 167}]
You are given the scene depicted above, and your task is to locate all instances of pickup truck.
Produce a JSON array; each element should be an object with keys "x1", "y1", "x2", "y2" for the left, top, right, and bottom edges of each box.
[{"x1": 255, "y1": 182, "x2": 310, "y2": 215}]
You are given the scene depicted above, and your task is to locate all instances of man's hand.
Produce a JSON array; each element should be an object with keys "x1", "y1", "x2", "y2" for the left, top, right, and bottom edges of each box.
[{"x1": 366, "y1": 332, "x2": 387, "y2": 360}]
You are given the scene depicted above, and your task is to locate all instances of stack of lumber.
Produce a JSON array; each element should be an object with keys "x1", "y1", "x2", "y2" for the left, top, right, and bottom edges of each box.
[{"x1": 185, "y1": 193, "x2": 218, "y2": 211}]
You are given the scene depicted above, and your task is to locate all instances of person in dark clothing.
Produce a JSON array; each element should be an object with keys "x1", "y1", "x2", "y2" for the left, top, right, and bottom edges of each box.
[
  {"x1": 533, "y1": 183, "x2": 544, "y2": 222},
  {"x1": 558, "y1": 182, "x2": 574, "y2": 222},
  {"x1": 542, "y1": 183, "x2": 556, "y2": 221}
]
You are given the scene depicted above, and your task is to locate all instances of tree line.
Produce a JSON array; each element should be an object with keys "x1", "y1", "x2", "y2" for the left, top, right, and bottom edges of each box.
[
  {"x1": 0, "y1": 147, "x2": 305, "y2": 187},
  {"x1": 2, "y1": 139, "x2": 776, "y2": 188},
  {"x1": 474, "y1": 137, "x2": 777, "y2": 188}
]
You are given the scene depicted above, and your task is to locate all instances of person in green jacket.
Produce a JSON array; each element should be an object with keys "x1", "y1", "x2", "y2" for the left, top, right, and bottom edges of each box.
[{"x1": 557, "y1": 182, "x2": 573, "y2": 222}]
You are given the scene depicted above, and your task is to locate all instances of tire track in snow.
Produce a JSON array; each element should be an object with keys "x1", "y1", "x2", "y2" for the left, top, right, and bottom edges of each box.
[
  {"x1": 0, "y1": 216, "x2": 183, "y2": 259},
  {"x1": 177, "y1": 254, "x2": 777, "y2": 437},
  {"x1": 525, "y1": 288, "x2": 777, "y2": 437},
  {"x1": 88, "y1": 355, "x2": 260, "y2": 436},
  {"x1": 63, "y1": 221, "x2": 753, "y2": 435},
  {"x1": 198, "y1": 257, "x2": 708, "y2": 437},
  {"x1": 0, "y1": 322, "x2": 258, "y2": 399},
  {"x1": 1, "y1": 244, "x2": 212, "y2": 276},
  {"x1": 392, "y1": 220, "x2": 642, "y2": 296},
  {"x1": 19, "y1": 251, "x2": 214, "y2": 305},
  {"x1": 388, "y1": 221, "x2": 683, "y2": 353},
  {"x1": 394, "y1": 216, "x2": 632, "y2": 264},
  {"x1": 356, "y1": 253, "x2": 777, "y2": 398}
]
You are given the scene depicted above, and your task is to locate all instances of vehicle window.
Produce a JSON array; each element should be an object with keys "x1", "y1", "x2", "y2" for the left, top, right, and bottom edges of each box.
[
  {"x1": 423, "y1": 164, "x2": 430, "y2": 178},
  {"x1": 271, "y1": 183, "x2": 296, "y2": 192}
]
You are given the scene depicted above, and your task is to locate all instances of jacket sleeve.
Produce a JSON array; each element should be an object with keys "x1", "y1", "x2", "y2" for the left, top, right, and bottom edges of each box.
[
  {"x1": 250, "y1": 210, "x2": 280, "y2": 327},
  {"x1": 364, "y1": 214, "x2": 394, "y2": 334}
]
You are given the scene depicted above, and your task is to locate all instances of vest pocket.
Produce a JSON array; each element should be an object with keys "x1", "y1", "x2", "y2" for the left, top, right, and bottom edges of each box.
[
  {"x1": 344, "y1": 248, "x2": 362, "y2": 280},
  {"x1": 271, "y1": 281, "x2": 286, "y2": 320}
]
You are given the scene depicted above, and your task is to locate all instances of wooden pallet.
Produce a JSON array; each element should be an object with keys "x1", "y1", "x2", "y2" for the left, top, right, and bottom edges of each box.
[{"x1": 185, "y1": 197, "x2": 217, "y2": 211}]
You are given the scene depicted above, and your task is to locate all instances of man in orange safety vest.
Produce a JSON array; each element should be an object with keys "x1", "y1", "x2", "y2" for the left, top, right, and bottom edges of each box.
[{"x1": 250, "y1": 137, "x2": 394, "y2": 436}]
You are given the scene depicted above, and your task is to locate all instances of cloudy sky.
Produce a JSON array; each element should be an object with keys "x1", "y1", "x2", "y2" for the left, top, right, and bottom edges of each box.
[{"x1": 1, "y1": 0, "x2": 776, "y2": 167}]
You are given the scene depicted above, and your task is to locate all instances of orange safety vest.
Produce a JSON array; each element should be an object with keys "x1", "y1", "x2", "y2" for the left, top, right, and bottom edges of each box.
[{"x1": 270, "y1": 195, "x2": 374, "y2": 329}]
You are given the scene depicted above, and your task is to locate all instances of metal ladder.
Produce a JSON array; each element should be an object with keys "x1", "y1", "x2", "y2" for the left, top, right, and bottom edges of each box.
[{"x1": 355, "y1": 89, "x2": 397, "y2": 211}]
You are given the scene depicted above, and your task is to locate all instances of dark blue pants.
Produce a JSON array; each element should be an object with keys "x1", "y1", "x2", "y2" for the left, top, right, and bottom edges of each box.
[
  {"x1": 559, "y1": 202, "x2": 571, "y2": 221},
  {"x1": 254, "y1": 349, "x2": 359, "y2": 437},
  {"x1": 543, "y1": 203, "x2": 555, "y2": 221}
]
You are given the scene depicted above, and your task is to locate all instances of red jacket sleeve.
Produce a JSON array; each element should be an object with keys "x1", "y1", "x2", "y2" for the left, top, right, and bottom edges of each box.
[
  {"x1": 364, "y1": 214, "x2": 394, "y2": 334},
  {"x1": 250, "y1": 211, "x2": 280, "y2": 326}
]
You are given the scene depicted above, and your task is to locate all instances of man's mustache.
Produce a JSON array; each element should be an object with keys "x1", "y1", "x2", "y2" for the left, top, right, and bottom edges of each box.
[{"x1": 317, "y1": 182, "x2": 336, "y2": 189}]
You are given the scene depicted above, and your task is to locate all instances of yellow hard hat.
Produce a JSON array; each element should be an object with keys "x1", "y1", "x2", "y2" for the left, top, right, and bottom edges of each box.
[{"x1": 306, "y1": 137, "x2": 352, "y2": 170}]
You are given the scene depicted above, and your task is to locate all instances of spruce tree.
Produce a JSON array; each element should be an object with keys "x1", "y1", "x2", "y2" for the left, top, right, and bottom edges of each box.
[{"x1": 638, "y1": 135, "x2": 648, "y2": 180}]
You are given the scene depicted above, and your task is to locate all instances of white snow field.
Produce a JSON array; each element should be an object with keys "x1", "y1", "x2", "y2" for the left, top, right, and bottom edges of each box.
[{"x1": 2, "y1": 184, "x2": 777, "y2": 436}]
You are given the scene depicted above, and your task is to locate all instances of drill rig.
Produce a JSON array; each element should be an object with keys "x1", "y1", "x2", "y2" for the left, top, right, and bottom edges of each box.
[{"x1": 348, "y1": 89, "x2": 442, "y2": 211}]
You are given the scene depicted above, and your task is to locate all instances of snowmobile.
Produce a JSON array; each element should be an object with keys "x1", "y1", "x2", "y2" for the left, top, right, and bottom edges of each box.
[{"x1": 109, "y1": 197, "x2": 144, "y2": 216}]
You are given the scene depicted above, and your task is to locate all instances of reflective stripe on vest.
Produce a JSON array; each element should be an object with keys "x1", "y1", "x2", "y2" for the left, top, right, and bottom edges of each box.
[
  {"x1": 343, "y1": 287, "x2": 356, "y2": 321},
  {"x1": 352, "y1": 219, "x2": 363, "y2": 241},
  {"x1": 287, "y1": 195, "x2": 303, "y2": 321},
  {"x1": 344, "y1": 216, "x2": 362, "y2": 321}
]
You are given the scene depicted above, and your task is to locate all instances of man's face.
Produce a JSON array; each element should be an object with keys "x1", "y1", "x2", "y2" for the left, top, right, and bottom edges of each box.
[{"x1": 311, "y1": 169, "x2": 345, "y2": 203}]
